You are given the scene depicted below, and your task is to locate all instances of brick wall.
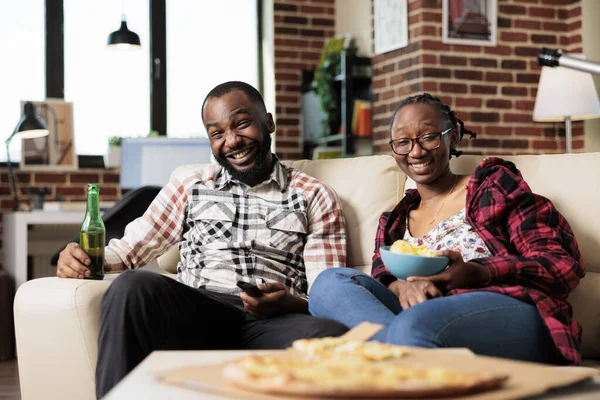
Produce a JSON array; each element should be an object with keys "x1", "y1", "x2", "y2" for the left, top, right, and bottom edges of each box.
[
  {"x1": 272, "y1": 0, "x2": 336, "y2": 159},
  {"x1": 0, "y1": 169, "x2": 122, "y2": 263},
  {"x1": 370, "y1": 0, "x2": 583, "y2": 155}
]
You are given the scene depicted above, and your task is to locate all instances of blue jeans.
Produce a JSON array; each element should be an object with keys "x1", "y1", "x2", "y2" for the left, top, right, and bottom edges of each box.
[{"x1": 309, "y1": 268, "x2": 561, "y2": 364}]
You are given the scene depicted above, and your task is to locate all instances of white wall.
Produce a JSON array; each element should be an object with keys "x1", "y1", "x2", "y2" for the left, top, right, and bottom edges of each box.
[
  {"x1": 583, "y1": 0, "x2": 600, "y2": 152},
  {"x1": 335, "y1": 0, "x2": 372, "y2": 56}
]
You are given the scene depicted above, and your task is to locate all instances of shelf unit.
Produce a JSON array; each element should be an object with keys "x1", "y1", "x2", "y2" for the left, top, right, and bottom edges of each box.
[{"x1": 301, "y1": 51, "x2": 372, "y2": 159}]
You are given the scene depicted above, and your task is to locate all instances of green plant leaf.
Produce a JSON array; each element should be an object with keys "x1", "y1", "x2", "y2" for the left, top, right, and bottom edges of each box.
[
  {"x1": 108, "y1": 136, "x2": 122, "y2": 147},
  {"x1": 314, "y1": 51, "x2": 341, "y2": 136}
]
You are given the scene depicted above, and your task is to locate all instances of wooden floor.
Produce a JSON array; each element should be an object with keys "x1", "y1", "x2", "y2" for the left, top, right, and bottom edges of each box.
[{"x1": 0, "y1": 359, "x2": 20, "y2": 400}]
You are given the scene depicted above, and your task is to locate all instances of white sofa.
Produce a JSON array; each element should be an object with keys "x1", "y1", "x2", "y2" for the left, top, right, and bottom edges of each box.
[{"x1": 14, "y1": 154, "x2": 600, "y2": 399}]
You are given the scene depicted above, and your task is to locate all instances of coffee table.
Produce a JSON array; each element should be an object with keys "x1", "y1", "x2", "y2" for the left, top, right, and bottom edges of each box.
[
  {"x1": 103, "y1": 350, "x2": 600, "y2": 399},
  {"x1": 104, "y1": 350, "x2": 264, "y2": 400}
]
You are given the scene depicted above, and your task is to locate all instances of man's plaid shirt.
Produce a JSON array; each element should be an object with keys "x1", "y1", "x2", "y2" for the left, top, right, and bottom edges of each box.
[
  {"x1": 372, "y1": 158, "x2": 585, "y2": 365},
  {"x1": 105, "y1": 156, "x2": 346, "y2": 299}
]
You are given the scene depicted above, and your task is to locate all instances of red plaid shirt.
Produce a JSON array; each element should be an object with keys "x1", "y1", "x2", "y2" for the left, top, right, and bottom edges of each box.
[{"x1": 372, "y1": 158, "x2": 585, "y2": 365}]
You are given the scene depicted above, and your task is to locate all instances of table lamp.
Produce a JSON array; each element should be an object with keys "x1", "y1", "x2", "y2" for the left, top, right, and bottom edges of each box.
[
  {"x1": 538, "y1": 48, "x2": 600, "y2": 76},
  {"x1": 6, "y1": 101, "x2": 50, "y2": 211},
  {"x1": 533, "y1": 54, "x2": 600, "y2": 153}
]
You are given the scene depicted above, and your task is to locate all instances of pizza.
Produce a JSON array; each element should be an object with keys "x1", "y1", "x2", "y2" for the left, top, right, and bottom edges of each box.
[
  {"x1": 291, "y1": 337, "x2": 410, "y2": 361},
  {"x1": 222, "y1": 354, "x2": 508, "y2": 398}
]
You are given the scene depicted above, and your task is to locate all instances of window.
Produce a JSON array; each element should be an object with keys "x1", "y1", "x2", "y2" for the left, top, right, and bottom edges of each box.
[
  {"x1": 0, "y1": 0, "x2": 45, "y2": 162},
  {"x1": 166, "y1": 1, "x2": 259, "y2": 138},
  {"x1": 1, "y1": 0, "x2": 260, "y2": 161},
  {"x1": 64, "y1": 0, "x2": 150, "y2": 155}
]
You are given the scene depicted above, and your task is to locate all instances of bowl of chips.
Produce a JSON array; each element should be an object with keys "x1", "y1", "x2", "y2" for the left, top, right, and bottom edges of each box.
[{"x1": 379, "y1": 240, "x2": 449, "y2": 280}]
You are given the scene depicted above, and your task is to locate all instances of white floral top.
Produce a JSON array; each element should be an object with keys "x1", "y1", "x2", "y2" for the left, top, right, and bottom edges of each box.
[{"x1": 404, "y1": 208, "x2": 492, "y2": 261}]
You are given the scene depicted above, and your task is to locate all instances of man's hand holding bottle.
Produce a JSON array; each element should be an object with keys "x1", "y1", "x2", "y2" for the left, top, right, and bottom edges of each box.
[{"x1": 56, "y1": 242, "x2": 111, "y2": 279}]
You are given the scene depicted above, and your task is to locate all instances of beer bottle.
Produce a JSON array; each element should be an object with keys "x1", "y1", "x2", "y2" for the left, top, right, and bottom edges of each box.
[{"x1": 80, "y1": 184, "x2": 105, "y2": 280}]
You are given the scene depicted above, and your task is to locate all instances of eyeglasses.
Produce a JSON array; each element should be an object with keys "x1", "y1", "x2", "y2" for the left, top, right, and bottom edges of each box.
[{"x1": 389, "y1": 128, "x2": 453, "y2": 155}]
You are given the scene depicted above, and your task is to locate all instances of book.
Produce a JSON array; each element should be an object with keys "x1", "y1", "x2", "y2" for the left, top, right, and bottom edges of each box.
[
  {"x1": 351, "y1": 100, "x2": 372, "y2": 137},
  {"x1": 357, "y1": 103, "x2": 372, "y2": 137}
]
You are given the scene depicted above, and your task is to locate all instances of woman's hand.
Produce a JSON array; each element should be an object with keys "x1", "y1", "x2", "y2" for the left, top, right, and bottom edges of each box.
[
  {"x1": 407, "y1": 250, "x2": 491, "y2": 293},
  {"x1": 389, "y1": 279, "x2": 442, "y2": 310}
]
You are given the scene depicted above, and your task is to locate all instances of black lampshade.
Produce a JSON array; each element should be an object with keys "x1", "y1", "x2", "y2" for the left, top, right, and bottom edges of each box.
[
  {"x1": 14, "y1": 102, "x2": 49, "y2": 139},
  {"x1": 107, "y1": 19, "x2": 141, "y2": 49}
]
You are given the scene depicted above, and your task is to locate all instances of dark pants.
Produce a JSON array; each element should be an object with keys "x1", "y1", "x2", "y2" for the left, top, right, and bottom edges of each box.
[{"x1": 96, "y1": 270, "x2": 348, "y2": 398}]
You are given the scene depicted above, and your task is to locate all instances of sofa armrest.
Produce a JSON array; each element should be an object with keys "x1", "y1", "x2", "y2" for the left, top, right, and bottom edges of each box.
[{"x1": 14, "y1": 277, "x2": 113, "y2": 400}]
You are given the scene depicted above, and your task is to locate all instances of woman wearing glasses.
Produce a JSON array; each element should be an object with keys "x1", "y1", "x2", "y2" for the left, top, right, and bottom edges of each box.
[{"x1": 309, "y1": 93, "x2": 584, "y2": 365}]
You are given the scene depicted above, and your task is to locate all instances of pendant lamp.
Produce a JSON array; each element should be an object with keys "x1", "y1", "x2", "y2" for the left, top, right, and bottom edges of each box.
[{"x1": 107, "y1": 15, "x2": 141, "y2": 50}]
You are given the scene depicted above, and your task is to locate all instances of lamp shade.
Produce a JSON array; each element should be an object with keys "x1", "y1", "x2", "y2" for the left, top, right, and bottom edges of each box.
[
  {"x1": 107, "y1": 19, "x2": 141, "y2": 50},
  {"x1": 14, "y1": 102, "x2": 50, "y2": 139},
  {"x1": 533, "y1": 54, "x2": 600, "y2": 122},
  {"x1": 5, "y1": 101, "x2": 50, "y2": 211}
]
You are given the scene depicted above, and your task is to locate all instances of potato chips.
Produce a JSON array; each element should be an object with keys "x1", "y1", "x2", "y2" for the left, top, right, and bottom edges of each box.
[{"x1": 389, "y1": 240, "x2": 438, "y2": 257}]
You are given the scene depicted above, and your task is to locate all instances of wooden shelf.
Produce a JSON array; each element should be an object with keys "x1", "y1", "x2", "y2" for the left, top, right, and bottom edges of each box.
[
  {"x1": 312, "y1": 134, "x2": 344, "y2": 145},
  {"x1": 334, "y1": 74, "x2": 371, "y2": 82},
  {"x1": 301, "y1": 51, "x2": 373, "y2": 159}
]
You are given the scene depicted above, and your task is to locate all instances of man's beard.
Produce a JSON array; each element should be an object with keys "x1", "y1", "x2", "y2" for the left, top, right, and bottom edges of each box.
[{"x1": 214, "y1": 130, "x2": 272, "y2": 185}]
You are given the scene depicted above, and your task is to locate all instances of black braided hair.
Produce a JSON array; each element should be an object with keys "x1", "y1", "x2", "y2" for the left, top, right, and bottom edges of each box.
[{"x1": 390, "y1": 93, "x2": 477, "y2": 158}]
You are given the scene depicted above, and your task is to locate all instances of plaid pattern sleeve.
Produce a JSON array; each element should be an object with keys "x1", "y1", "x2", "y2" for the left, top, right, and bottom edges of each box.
[
  {"x1": 105, "y1": 165, "x2": 217, "y2": 270},
  {"x1": 293, "y1": 171, "x2": 347, "y2": 290},
  {"x1": 372, "y1": 211, "x2": 398, "y2": 287},
  {"x1": 372, "y1": 190, "x2": 420, "y2": 287}
]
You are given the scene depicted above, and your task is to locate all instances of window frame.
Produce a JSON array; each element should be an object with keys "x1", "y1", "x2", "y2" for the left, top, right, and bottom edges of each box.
[
  {"x1": 45, "y1": 0, "x2": 262, "y2": 141},
  {"x1": 46, "y1": 0, "x2": 64, "y2": 98}
]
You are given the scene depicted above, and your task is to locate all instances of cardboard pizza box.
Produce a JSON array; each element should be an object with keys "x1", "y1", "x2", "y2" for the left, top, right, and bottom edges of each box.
[{"x1": 155, "y1": 322, "x2": 599, "y2": 399}]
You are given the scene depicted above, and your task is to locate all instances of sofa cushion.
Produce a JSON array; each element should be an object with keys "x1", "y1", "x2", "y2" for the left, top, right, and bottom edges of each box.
[
  {"x1": 287, "y1": 155, "x2": 404, "y2": 270},
  {"x1": 569, "y1": 271, "x2": 600, "y2": 358}
]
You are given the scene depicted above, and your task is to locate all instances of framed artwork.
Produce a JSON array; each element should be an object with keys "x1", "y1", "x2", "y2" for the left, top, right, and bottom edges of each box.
[
  {"x1": 20, "y1": 99, "x2": 77, "y2": 170},
  {"x1": 374, "y1": 0, "x2": 408, "y2": 54},
  {"x1": 442, "y1": 0, "x2": 497, "y2": 47}
]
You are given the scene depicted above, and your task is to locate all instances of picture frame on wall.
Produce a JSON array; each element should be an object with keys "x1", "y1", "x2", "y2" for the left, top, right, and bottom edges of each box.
[
  {"x1": 374, "y1": 0, "x2": 408, "y2": 55},
  {"x1": 20, "y1": 99, "x2": 77, "y2": 170},
  {"x1": 442, "y1": 0, "x2": 497, "y2": 47}
]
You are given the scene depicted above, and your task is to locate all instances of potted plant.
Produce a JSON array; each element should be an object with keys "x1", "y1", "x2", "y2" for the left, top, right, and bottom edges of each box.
[
  {"x1": 105, "y1": 131, "x2": 161, "y2": 169},
  {"x1": 315, "y1": 51, "x2": 341, "y2": 136},
  {"x1": 314, "y1": 35, "x2": 356, "y2": 136},
  {"x1": 106, "y1": 136, "x2": 122, "y2": 169}
]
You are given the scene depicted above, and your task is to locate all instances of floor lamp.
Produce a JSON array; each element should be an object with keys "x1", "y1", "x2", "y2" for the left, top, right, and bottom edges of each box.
[
  {"x1": 5, "y1": 102, "x2": 50, "y2": 211},
  {"x1": 533, "y1": 54, "x2": 600, "y2": 153}
]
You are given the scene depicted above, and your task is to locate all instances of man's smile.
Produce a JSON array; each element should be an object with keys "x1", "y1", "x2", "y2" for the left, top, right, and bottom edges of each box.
[
  {"x1": 230, "y1": 147, "x2": 252, "y2": 159},
  {"x1": 224, "y1": 143, "x2": 259, "y2": 168}
]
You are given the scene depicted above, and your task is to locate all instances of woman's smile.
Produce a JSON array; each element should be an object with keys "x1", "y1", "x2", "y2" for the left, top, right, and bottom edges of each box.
[{"x1": 408, "y1": 159, "x2": 434, "y2": 173}]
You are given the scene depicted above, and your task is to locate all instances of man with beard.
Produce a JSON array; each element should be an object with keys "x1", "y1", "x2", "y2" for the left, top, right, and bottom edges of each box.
[{"x1": 56, "y1": 81, "x2": 349, "y2": 397}]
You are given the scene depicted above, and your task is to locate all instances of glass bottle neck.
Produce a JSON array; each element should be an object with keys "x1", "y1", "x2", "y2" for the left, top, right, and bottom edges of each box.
[{"x1": 86, "y1": 186, "x2": 101, "y2": 218}]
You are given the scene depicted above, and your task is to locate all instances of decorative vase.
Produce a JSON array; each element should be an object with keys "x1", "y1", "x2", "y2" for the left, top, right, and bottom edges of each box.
[{"x1": 105, "y1": 146, "x2": 121, "y2": 169}]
